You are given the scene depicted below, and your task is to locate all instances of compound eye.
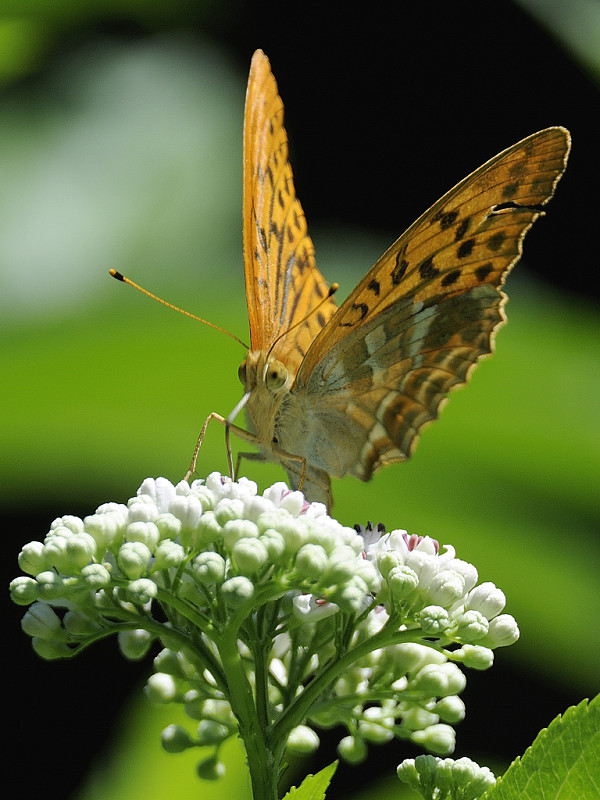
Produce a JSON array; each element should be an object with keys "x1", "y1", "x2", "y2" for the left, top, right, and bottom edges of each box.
[
  {"x1": 237, "y1": 360, "x2": 247, "y2": 386},
  {"x1": 265, "y1": 360, "x2": 288, "y2": 392}
]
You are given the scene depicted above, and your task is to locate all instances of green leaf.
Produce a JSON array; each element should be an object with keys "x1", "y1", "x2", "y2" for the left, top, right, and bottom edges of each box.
[
  {"x1": 282, "y1": 761, "x2": 339, "y2": 800},
  {"x1": 484, "y1": 696, "x2": 600, "y2": 800}
]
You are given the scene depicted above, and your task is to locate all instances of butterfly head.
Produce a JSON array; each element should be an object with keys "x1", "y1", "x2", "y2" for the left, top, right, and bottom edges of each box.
[
  {"x1": 238, "y1": 350, "x2": 292, "y2": 395},
  {"x1": 236, "y1": 350, "x2": 294, "y2": 454}
]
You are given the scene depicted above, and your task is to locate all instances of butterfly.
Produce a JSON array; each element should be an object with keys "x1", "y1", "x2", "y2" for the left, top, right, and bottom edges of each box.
[{"x1": 192, "y1": 49, "x2": 570, "y2": 510}]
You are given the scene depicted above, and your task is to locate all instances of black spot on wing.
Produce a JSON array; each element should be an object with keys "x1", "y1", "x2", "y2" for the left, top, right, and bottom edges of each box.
[
  {"x1": 502, "y1": 181, "x2": 520, "y2": 199},
  {"x1": 509, "y1": 161, "x2": 527, "y2": 177},
  {"x1": 487, "y1": 231, "x2": 506, "y2": 252},
  {"x1": 392, "y1": 249, "x2": 408, "y2": 285},
  {"x1": 439, "y1": 210, "x2": 458, "y2": 229},
  {"x1": 419, "y1": 256, "x2": 440, "y2": 280},
  {"x1": 441, "y1": 269, "x2": 461, "y2": 287},
  {"x1": 454, "y1": 217, "x2": 471, "y2": 242},
  {"x1": 475, "y1": 263, "x2": 493, "y2": 282},
  {"x1": 368, "y1": 279, "x2": 381, "y2": 296},
  {"x1": 457, "y1": 239, "x2": 475, "y2": 259},
  {"x1": 353, "y1": 302, "x2": 369, "y2": 320}
]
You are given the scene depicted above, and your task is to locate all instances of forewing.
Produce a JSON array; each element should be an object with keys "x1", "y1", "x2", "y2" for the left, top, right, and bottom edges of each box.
[
  {"x1": 294, "y1": 127, "x2": 570, "y2": 479},
  {"x1": 243, "y1": 50, "x2": 337, "y2": 373}
]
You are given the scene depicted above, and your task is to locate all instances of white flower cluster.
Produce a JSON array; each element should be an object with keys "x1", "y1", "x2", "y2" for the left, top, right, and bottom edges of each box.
[
  {"x1": 10, "y1": 474, "x2": 519, "y2": 767},
  {"x1": 365, "y1": 528, "x2": 519, "y2": 652},
  {"x1": 397, "y1": 754, "x2": 496, "y2": 799}
]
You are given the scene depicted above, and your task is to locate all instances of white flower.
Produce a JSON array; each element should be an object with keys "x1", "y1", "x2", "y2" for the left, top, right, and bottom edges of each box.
[
  {"x1": 465, "y1": 581, "x2": 506, "y2": 619},
  {"x1": 125, "y1": 520, "x2": 161, "y2": 549},
  {"x1": 292, "y1": 593, "x2": 339, "y2": 621},
  {"x1": 286, "y1": 725, "x2": 320, "y2": 754},
  {"x1": 118, "y1": 541, "x2": 152, "y2": 580},
  {"x1": 146, "y1": 672, "x2": 179, "y2": 703},
  {"x1": 484, "y1": 614, "x2": 520, "y2": 647},
  {"x1": 18, "y1": 541, "x2": 47, "y2": 576},
  {"x1": 411, "y1": 723, "x2": 456, "y2": 755},
  {"x1": 137, "y1": 477, "x2": 177, "y2": 512},
  {"x1": 21, "y1": 602, "x2": 62, "y2": 639}
]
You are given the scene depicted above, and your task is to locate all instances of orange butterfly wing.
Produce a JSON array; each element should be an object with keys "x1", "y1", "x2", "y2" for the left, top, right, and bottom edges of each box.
[
  {"x1": 285, "y1": 127, "x2": 570, "y2": 481},
  {"x1": 243, "y1": 50, "x2": 337, "y2": 375}
]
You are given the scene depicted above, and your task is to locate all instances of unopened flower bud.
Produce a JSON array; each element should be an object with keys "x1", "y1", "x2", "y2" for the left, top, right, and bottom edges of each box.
[
  {"x1": 411, "y1": 723, "x2": 455, "y2": 755},
  {"x1": 35, "y1": 570, "x2": 66, "y2": 601},
  {"x1": 9, "y1": 576, "x2": 38, "y2": 605},
  {"x1": 42, "y1": 536, "x2": 71, "y2": 574},
  {"x1": 127, "y1": 496, "x2": 159, "y2": 523},
  {"x1": 196, "y1": 755, "x2": 225, "y2": 781},
  {"x1": 466, "y1": 582, "x2": 506, "y2": 619},
  {"x1": 63, "y1": 611, "x2": 101, "y2": 636},
  {"x1": 81, "y1": 563, "x2": 111, "y2": 589},
  {"x1": 396, "y1": 757, "x2": 419, "y2": 786},
  {"x1": 118, "y1": 541, "x2": 151, "y2": 580},
  {"x1": 195, "y1": 510, "x2": 222, "y2": 545},
  {"x1": 213, "y1": 498, "x2": 244, "y2": 526},
  {"x1": 118, "y1": 629, "x2": 153, "y2": 660},
  {"x1": 452, "y1": 609, "x2": 489, "y2": 643},
  {"x1": 337, "y1": 735, "x2": 368, "y2": 764},
  {"x1": 84, "y1": 511, "x2": 125, "y2": 550},
  {"x1": 65, "y1": 532, "x2": 97, "y2": 570},
  {"x1": 411, "y1": 662, "x2": 466, "y2": 697},
  {"x1": 125, "y1": 521, "x2": 160, "y2": 550},
  {"x1": 418, "y1": 605, "x2": 450, "y2": 635},
  {"x1": 192, "y1": 552, "x2": 225, "y2": 585},
  {"x1": 21, "y1": 602, "x2": 62, "y2": 639},
  {"x1": 196, "y1": 720, "x2": 230, "y2": 746},
  {"x1": 377, "y1": 550, "x2": 403, "y2": 579},
  {"x1": 427, "y1": 570, "x2": 465, "y2": 608},
  {"x1": 32, "y1": 637, "x2": 72, "y2": 659},
  {"x1": 221, "y1": 576, "x2": 254, "y2": 606},
  {"x1": 434, "y1": 696, "x2": 465, "y2": 724},
  {"x1": 286, "y1": 724, "x2": 320, "y2": 754},
  {"x1": 127, "y1": 578, "x2": 157, "y2": 605},
  {"x1": 51, "y1": 514, "x2": 85, "y2": 534},
  {"x1": 359, "y1": 717, "x2": 394, "y2": 744},
  {"x1": 155, "y1": 513, "x2": 182, "y2": 542},
  {"x1": 387, "y1": 565, "x2": 419, "y2": 599},
  {"x1": 161, "y1": 723, "x2": 195, "y2": 753},
  {"x1": 231, "y1": 537, "x2": 268, "y2": 575},
  {"x1": 259, "y1": 528, "x2": 286, "y2": 561},
  {"x1": 294, "y1": 543, "x2": 329, "y2": 578},
  {"x1": 153, "y1": 539, "x2": 186, "y2": 570},
  {"x1": 402, "y1": 706, "x2": 439, "y2": 731},
  {"x1": 223, "y1": 518, "x2": 260, "y2": 551},
  {"x1": 18, "y1": 542, "x2": 47, "y2": 576},
  {"x1": 137, "y1": 477, "x2": 176, "y2": 511},
  {"x1": 484, "y1": 614, "x2": 520, "y2": 648},
  {"x1": 145, "y1": 672, "x2": 179, "y2": 703}
]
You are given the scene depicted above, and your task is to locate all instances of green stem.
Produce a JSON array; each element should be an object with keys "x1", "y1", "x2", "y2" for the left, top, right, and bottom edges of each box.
[{"x1": 217, "y1": 629, "x2": 280, "y2": 800}]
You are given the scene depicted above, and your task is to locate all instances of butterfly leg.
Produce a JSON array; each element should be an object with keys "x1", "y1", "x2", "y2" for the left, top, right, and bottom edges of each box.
[
  {"x1": 184, "y1": 412, "x2": 262, "y2": 482},
  {"x1": 272, "y1": 444, "x2": 307, "y2": 490},
  {"x1": 235, "y1": 450, "x2": 266, "y2": 481},
  {"x1": 184, "y1": 412, "x2": 226, "y2": 481}
]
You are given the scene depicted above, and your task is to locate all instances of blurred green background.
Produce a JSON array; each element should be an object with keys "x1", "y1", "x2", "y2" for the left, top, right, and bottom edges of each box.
[{"x1": 3, "y1": 1, "x2": 598, "y2": 798}]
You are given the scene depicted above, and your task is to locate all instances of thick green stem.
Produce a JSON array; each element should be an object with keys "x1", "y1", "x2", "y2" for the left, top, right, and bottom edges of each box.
[{"x1": 217, "y1": 630, "x2": 280, "y2": 800}]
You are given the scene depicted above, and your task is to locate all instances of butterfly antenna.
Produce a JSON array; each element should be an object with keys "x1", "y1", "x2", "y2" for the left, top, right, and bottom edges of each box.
[
  {"x1": 109, "y1": 270, "x2": 249, "y2": 349},
  {"x1": 265, "y1": 282, "x2": 339, "y2": 361}
]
